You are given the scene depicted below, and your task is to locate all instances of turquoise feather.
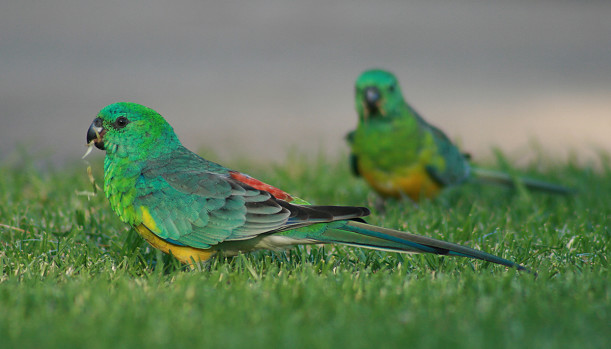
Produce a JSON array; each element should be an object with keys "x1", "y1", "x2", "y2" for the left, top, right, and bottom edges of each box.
[{"x1": 87, "y1": 102, "x2": 531, "y2": 272}]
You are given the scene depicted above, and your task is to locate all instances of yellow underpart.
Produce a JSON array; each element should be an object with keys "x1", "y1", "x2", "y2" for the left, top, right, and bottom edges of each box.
[
  {"x1": 140, "y1": 206, "x2": 160, "y2": 233},
  {"x1": 136, "y1": 207, "x2": 215, "y2": 265},
  {"x1": 135, "y1": 224, "x2": 216, "y2": 265},
  {"x1": 360, "y1": 164, "x2": 442, "y2": 201}
]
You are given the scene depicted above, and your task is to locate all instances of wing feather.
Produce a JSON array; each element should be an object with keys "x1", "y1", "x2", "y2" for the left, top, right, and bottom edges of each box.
[{"x1": 133, "y1": 147, "x2": 369, "y2": 249}]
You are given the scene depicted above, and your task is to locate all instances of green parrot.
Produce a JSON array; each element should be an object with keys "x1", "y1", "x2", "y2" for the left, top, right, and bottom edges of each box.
[
  {"x1": 86, "y1": 102, "x2": 530, "y2": 272},
  {"x1": 347, "y1": 69, "x2": 572, "y2": 201}
]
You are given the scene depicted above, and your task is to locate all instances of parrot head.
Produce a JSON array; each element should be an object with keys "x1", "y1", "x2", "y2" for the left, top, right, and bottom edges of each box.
[
  {"x1": 354, "y1": 69, "x2": 405, "y2": 122},
  {"x1": 86, "y1": 102, "x2": 180, "y2": 160}
]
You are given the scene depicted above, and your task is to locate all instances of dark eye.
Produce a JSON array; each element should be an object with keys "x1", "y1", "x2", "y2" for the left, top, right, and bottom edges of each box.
[
  {"x1": 388, "y1": 84, "x2": 395, "y2": 92},
  {"x1": 115, "y1": 116, "x2": 129, "y2": 128}
]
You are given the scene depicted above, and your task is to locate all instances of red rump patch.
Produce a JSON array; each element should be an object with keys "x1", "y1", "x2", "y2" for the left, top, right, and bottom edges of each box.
[{"x1": 229, "y1": 171, "x2": 293, "y2": 202}]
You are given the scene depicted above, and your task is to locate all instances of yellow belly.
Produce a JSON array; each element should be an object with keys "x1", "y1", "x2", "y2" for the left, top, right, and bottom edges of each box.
[
  {"x1": 134, "y1": 206, "x2": 216, "y2": 265},
  {"x1": 360, "y1": 165, "x2": 442, "y2": 201},
  {"x1": 135, "y1": 224, "x2": 216, "y2": 265}
]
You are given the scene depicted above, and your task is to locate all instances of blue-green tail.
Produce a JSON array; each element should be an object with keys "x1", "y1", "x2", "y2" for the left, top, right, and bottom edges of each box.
[
  {"x1": 317, "y1": 221, "x2": 532, "y2": 273},
  {"x1": 472, "y1": 167, "x2": 574, "y2": 195}
]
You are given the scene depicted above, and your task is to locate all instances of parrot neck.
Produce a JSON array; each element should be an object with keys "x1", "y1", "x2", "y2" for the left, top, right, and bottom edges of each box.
[
  {"x1": 103, "y1": 155, "x2": 144, "y2": 225},
  {"x1": 101, "y1": 140, "x2": 183, "y2": 226}
]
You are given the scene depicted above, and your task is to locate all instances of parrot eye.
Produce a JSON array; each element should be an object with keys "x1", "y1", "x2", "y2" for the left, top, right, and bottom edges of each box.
[
  {"x1": 388, "y1": 84, "x2": 395, "y2": 92},
  {"x1": 115, "y1": 116, "x2": 129, "y2": 129}
]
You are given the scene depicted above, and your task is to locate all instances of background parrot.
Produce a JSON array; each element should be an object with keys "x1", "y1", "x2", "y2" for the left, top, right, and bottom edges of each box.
[
  {"x1": 347, "y1": 69, "x2": 572, "y2": 201},
  {"x1": 86, "y1": 102, "x2": 530, "y2": 271}
]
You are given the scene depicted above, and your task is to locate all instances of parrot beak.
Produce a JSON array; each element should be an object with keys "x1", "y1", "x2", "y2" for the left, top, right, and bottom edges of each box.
[
  {"x1": 87, "y1": 117, "x2": 106, "y2": 150},
  {"x1": 363, "y1": 87, "x2": 382, "y2": 115}
]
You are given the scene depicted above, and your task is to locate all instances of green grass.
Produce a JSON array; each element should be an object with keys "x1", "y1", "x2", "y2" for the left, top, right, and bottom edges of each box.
[{"x1": 0, "y1": 151, "x2": 609, "y2": 349}]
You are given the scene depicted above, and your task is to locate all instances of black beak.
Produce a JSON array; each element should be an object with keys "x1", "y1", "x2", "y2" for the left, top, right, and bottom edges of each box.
[
  {"x1": 87, "y1": 117, "x2": 106, "y2": 150},
  {"x1": 364, "y1": 87, "x2": 380, "y2": 110}
]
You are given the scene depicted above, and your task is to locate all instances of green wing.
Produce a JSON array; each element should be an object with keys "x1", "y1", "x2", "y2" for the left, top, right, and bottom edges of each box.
[
  {"x1": 345, "y1": 130, "x2": 361, "y2": 177},
  {"x1": 133, "y1": 148, "x2": 292, "y2": 248},
  {"x1": 409, "y1": 107, "x2": 471, "y2": 186},
  {"x1": 133, "y1": 147, "x2": 368, "y2": 249}
]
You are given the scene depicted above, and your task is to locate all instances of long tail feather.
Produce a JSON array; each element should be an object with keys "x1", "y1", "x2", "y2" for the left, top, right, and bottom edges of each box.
[
  {"x1": 319, "y1": 221, "x2": 532, "y2": 273},
  {"x1": 472, "y1": 167, "x2": 574, "y2": 195}
]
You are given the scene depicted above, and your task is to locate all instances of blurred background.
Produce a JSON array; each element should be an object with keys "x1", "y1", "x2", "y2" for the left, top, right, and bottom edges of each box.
[{"x1": 1, "y1": 0, "x2": 610, "y2": 168}]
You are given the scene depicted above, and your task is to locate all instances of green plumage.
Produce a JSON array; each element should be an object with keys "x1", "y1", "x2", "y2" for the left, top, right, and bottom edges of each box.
[
  {"x1": 347, "y1": 69, "x2": 572, "y2": 200},
  {"x1": 87, "y1": 102, "x2": 530, "y2": 272}
]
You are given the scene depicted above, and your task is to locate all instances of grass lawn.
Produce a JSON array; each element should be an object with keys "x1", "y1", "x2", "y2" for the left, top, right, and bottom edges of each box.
[{"x1": 0, "y1": 151, "x2": 608, "y2": 349}]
